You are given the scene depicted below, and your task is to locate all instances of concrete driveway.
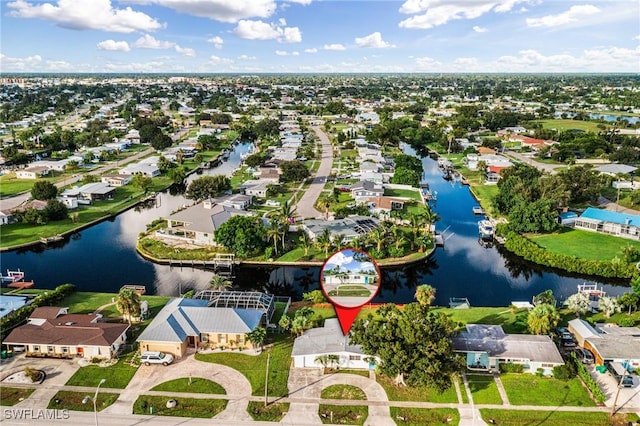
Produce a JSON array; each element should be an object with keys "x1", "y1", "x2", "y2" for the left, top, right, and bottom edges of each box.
[
  {"x1": 0, "y1": 353, "x2": 81, "y2": 409},
  {"x1": 588, "y1": 365, "x2": 640, "y2": 411},
  {"x1": 104, "y1": 355, "x2": 253, "y2": 420},
  {"x1": 287, "y1": 368, "x2": 394, "y2": 426}
]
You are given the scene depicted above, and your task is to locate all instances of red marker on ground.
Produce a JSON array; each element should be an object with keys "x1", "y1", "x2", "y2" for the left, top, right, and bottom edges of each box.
[{"x1": 320, "y1": 248, "x2": 382, "y2": 335}]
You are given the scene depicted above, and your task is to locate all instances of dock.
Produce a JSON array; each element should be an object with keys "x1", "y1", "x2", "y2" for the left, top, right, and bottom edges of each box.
[
  {"x1": 449, "y1": 297, "x2": 470, "y2": 309},
  {"x1": 7, "y1": 280, "x2": 35, "y2": 290},
  {"x1": 40, "y1": 235, "x2": 63, "y2": 244},
  {"x1": 120, "y1": 284, "x2": 146, "y2": 295}
]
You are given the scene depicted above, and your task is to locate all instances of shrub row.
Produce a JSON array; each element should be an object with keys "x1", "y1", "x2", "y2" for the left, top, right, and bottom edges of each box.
[
  {"x1": 575, "y1": 360, "x2": 606, "y2": 404},
  {"x1": 499, "y1": 363, "x2": 524, "y2": 373},
  {"x1": 504, "y1": 232, "x2": 636, "y2": 279},
  {"x1": 1, "y1": 284, "x2": 76, "y2": 341}
]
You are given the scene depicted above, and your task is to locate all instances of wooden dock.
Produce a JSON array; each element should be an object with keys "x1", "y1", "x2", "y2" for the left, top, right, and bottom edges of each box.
[
  {"x1": 7, "y1": 280, "x2": 35, "y2": 289},
  {"x1": 40, "y1": 235, "x2": 63, "y2": 244},
  {"x1": 120, "y1": 284, "x2": 146, "y2": 295}
]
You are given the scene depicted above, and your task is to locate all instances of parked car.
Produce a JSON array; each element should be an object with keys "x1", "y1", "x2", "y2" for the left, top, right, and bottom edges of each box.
[
  {"x1": 555, "y1": 327, "x2": 568, "y2": 335},
  {"x1": 140, "y1": 351, "x2": 174, "y2": 366},
  {"x1": 607, "y1": 362, "x2": 635, "y2": 388},
  {"x1": 574, "y1": 348, "x2": 594, "y2": 364},
  {"x1": 560, "y1": 333, "x2": 576, "y2": 347}
]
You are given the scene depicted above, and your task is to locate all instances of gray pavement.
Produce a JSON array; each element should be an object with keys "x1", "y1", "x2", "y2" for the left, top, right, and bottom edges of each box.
[{"x1": 294, "y1": 126, "x2": 333, "y2": 220}]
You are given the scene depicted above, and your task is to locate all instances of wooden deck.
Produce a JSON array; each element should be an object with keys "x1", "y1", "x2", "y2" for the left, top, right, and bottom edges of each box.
[{"x1": 7, "y1": 280, "x2": 35, "y2": 289}]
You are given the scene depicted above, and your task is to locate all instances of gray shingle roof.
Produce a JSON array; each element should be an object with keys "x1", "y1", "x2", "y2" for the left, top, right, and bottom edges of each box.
[
  {"x1": 291, "y1": 318, "x2": 365, "y2": 357},
  {"x1": 136, "y1": 298, "x2": 263, "y2": 343}
]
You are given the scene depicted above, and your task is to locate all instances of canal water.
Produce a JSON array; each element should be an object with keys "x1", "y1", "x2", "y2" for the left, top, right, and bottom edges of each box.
[{"x1": 0, "y1": 142, "x2": 629, "y2": 306}]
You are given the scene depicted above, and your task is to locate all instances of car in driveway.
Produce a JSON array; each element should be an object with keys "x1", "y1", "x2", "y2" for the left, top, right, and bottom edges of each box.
[
  {"x1": 607, "y1": 362, "x2": 635, "y2": 388},
  {"x1": 574, "y1": 348, "x2": 594, "y2": 364},
  {"x1": 560, "y1": 332, "x2": 576, "y2": 347},
  {"x1": 140, "y1": 351, "x2": 173, "y2": 366}
]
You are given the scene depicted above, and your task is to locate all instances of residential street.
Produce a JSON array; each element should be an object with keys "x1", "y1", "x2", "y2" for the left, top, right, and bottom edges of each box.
[{"x1": 293, "y1": 126, "x2": 333, "y2": 220}]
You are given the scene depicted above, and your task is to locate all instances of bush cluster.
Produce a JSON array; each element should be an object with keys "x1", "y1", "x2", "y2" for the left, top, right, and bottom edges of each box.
[
  {"x1": 504, "y1": 232, "x2": 636, "y2": 279},
  {"x1": 499, "y1": 363, "x2": 524, "y2": 373},
  {"x1": 575, "y1": 359, "x2": 606, "y2": 403},
  {"x1": 0, "y1": 284, "x2": 76, "y2": 340}
]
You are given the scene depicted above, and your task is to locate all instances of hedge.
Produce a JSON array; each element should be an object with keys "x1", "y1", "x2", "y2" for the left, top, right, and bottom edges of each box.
[
  {"x1": 574, "y1": 355, "x2": 606, "y2": 404},
  {"x1": 503, "y1": 232, "x2": 636, "y2": 279},
  {"x1": 1, "y1": 284, "x2": 76, "y2": 341}
]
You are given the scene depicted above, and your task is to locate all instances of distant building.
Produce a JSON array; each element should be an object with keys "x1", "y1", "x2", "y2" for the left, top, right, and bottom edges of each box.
[
  {"x1": 301, "y1": 216, "x2": 379, "y2": 242},
  {"x1": 568, "y1": 319, "x2": 640, "y2": 368},
  {"x1": 574, "y1": 207, "x2": 640, "y2": 240},
  {"x1": 16, "y1": 166, "x2": 50, "y2": 179}
]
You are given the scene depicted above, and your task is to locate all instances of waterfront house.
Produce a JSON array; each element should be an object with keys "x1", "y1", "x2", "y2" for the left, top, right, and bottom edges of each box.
[
  {"x1": 301, "y1": 216, "x2": 379, "y2": 242},
  {"x1": 240, "y1": 179, "x2": 273, "y2": 198},
  {"x1": 291, "y1": 318, "x2": 378, "y2": 369},
  {"x1": 568, "y1": 319, "x2": 640, "y2": 368},
  {"x1": 0, "y1": 210, "x2": 13, "y2": 225},
  {"x1": 61, "y1": 182, "x2": 116, "y2": 202},
  {"x1": 574, "y1": 207, "x2": 640, "y2": 240},
  {"x1": 451, "y1": 324, "x2": 564, "y2": 376},
  {"x1": 366, "y1": 196, "x2": 405, "y2": 214},
  {"x1": 119, "y1": 156, "x2": 161, "y2": 177},
  {"x1": 136, "y1": 298, "x2": 264, "y2": 359},
  {"x1": 350, "y1": 180, "x2": 384, "y2": 203},
  {"x1": 3, "y1": 307, "x2": 129, "y2": 360},
  {"x1": 101, "y1": 174, "x2": 132, "y2": 187}
]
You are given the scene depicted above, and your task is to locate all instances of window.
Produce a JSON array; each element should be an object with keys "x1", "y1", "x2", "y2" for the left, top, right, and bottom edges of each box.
[
  {"x1": 200, "y1": 334, "x2": 209, "y2": 343},
  {"x1": 218, "y1": 334, "x2": 226, "y2": 343},
  {"x1": 48, "y1": 346, "x2": 54, "y2": 352},
  {"x1": 33, "y1": 345, "x2": 40, "y2": 352},
  {"x1": 349, "y1": 355, "x2": 361, "y2": 361},
  {"x1": 62, "y1": 347, "x2": 68, "y2": 353},
  {"x1": 541, "y1": 363, "x2": 554, "y2": 368}
]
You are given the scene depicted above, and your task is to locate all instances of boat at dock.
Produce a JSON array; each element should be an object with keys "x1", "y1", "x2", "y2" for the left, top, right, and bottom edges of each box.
[
  {"x1": 1, "y1": 269, "x2": 25, "y2": 284},
  {"x1": 472, "y1": 206, "x2": 485, "y2": 215},
  {"x1": 478, "y1": 220, "x2": 494, "y2": 240}
]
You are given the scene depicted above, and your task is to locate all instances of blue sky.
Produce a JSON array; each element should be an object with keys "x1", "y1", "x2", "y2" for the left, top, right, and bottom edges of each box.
[
  {"x1": 325, "y1": 249, "x2": 376, "y2": 274},
  {"x1": 1, "y1": 0, "x2": 638, "y2": 73}
]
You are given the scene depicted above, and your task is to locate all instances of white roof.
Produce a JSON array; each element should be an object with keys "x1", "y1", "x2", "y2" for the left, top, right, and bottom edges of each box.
[{"x1": 291, "y1": 318, "x2": 365, "y2": 357}]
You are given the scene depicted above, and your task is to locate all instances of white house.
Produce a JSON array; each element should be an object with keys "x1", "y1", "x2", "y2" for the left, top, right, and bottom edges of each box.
[
  {"x1": 574, "y1": 207, "x2": 640, "y2": 240},
  {"x1": 240, "y1": 179, "x2": 272, "y2": 198},
  {"x1": 16, "y1": 166, "x2": 50, "y2": 179},
  {"x1": 568, "y1": 319, "x2": 640, "y2": 368},
  {"x1": 350, "y1": 180, "x2": 384, "y2": 203},
  {"x1": 451, "y1": 324, "x2": 564, "y2": 376},
  {"x1": 291, "y1": 318, "x2": 378, "y2": 370}
]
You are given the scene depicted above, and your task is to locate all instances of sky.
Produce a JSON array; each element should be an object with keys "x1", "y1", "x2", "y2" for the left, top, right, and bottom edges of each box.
[
  {"x1": 0, "y1": 0, "x2": 638, "y2": 73},
  {"x1": 325, "y1": 249, "x2": 375, "y2": 273}
]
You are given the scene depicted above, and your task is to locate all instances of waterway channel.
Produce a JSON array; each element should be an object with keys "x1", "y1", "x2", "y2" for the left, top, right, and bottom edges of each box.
[{"x1": 0, "y1": 142, "x2": 630, "y2": 306}]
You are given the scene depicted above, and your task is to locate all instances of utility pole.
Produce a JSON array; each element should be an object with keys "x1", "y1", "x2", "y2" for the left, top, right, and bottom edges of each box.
[
  {"x1": 264, "y1": 352, "x2": 271, "y2": 407},
  {"x1": 610, "y1": 361, "x2": 629, "y2": 417}
]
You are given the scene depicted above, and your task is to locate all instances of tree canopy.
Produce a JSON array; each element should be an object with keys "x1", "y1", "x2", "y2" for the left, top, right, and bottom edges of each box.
[
  {"x1": 31, "y1": 180, "x2": 58, "y2": 200},
  {"x1": 214, "y1": 215, "x2": 266, "y2": 257},
  {"x1": 527, "y1": 303, "x2": 560, "y2": 335},
  {"x1": 280, "y1": 160, "x2": 310, "y2": 182},
  {"x1": 185, "y1": 175, "x2": 231, "y2": 201},
  {"x1": 350, "y1": 303, "x2": 461, "y2": 391}
]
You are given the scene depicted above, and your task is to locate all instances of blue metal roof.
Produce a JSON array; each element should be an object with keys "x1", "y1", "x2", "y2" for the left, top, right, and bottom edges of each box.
[{"x1": 580, "y1": 207, "x2": 640, "y2": 226}]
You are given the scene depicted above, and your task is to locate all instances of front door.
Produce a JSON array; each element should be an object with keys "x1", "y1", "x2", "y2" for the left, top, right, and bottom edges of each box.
[{"x1": 77, "y1": 347, "x2": 83, "y2": 357}]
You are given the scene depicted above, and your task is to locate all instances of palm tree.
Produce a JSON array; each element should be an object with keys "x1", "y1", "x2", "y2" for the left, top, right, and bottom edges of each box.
[
  {"x1": 209, "y1": 274, "x2": 232, "y2": 291},
  {"x1": 390, "y1": 225, "x2": 405, "y2": 250},
  {"x1": 299, "y1": 232, "x2": 312, "y2": 256},
  {"x1": 116, "y1": 288, "x2": 141, "y2": 325},
  {"x1": 315, "y1": 228, "x2": 333, "y2": 258},
  {"x1": 367, "y1": 227, "x2": 388, "y2": 253},
  {"x1": 246, "y1": 326, "x2": 267, "y2": 351},
  {"x1": 415, "y1": 284, "x2": 436, "y2": 307},
  {"x1": 266, "y1": 220, "x2": 283, "y2": 256},
  {"x1": 275, "y1": 201, "x2": 296, "y2": 248},
  {"x1": 333, "y1": 233, "x2": 346, "y2": 250}
]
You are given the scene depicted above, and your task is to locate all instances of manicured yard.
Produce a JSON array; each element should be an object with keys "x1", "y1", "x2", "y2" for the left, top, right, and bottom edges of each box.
[
  {"x1": 500, "y1": 374, "x2": 596, "y2": 406},
  {"x1": 534, "y1": 119, "x2": 603, "y2": 133},
  {"x1": 529, "y1": 228, "x2": 640, "y2": 261},
  {"x1": 480, "y1": 409, "x2": 618, "y2": 426},
  {"x1": 0, "y1": 387, "x2": 35, "y2": 406},
  {"x1": 151, "y1": 377, "x2": 226, "y2": 394},
  {"x1": 384, "y1": 188, "x2": 422, "y2": 202},
  {"x1": 431, "y1": 307, "x2": 529, "y2": 334},
  {"x1": 332, "y1": 369, "x2": 370, "y2": 378},
  {"x1": 469, "y1": 184, "x2": 500, "y2": 216},
  {"x1": 195, "y1": 333, "x2": 293, "y2": 397},
  {"x1": 247, "y1": 401, "x2": 289, "y2": 422},
  {"x1": 466, "y1": 374, "x2": 503, "y2": 405},
  {"x1": 48, "y1": 391, "x2": 118, "y2": 412},
  {"x1": 65, "y1": 351, "x2": 139, "y2": 389},
  {"x1": 132, "y1": 395, "x2": 227, "y2": 418},
  {"x1": 377, "y1": 374, "x2": 458, "y2": 403},
  {"x1": 319, "y1": 404, "x2": 368, "y2": 425},
  {"x1": 59, "y1": 292, "x2": 170, "y2": 320},
  {"x1": 390, "y1": 407, "x2": 460, "y2": 426},
  {"x1": 321, "y1": 384, "x2": 367, "y2": 400}
]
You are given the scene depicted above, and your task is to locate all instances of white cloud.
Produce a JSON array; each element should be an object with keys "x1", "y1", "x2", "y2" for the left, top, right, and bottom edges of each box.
[
  {"x1": 237, "y1": 54, "x2": 256, "y2": 60},
  {"x1": 324, "y1": 43, "x2": 346, "y2": 51},
  {"x1": 287, "y1": 0, "x2": 312, "y2": 4},
  {"x1": 414, "y1": 56, "x2": 442, "y2": 69},
  {"x1": 473, "y1": 25, "x2": 488, "y2": 33},
  {"x1": 453, "y1": 57, "x2": 479, "y2": 67},
  {"x1": 526, "y1": 5, "x2": 600, "y2": 28},
  {"x1": 97, "y1": 39, "x2": 131, "y2": 52},
  {"x1": 275, "y1": 50, "x2": 288, "y2": 56},
  {"x1": 7, "y1": 0, "x2": 162, "y2": 33},
  {"x1": 0, "y1": 53, "x2": 43, "y2": 70},
  {"x1": 304, "y1": 48, "x2": 318, "y2": 53},
  {"x1": 174, "y1": 45, "x2": 195, "y2": 57},
  {"x1": 399, "y1": 0, "x2": 528, "y2": 29},
  {"x1": 291, "y1": 51, "x2": 300, "y2": 56},
  {"x1": 209, "y1": 55, "x2": 233, "y2": 65},
  {"x1": 45, "y1": 59, "x2": 73, "y2": 70},
  {"x1": 634, "y1": 35, "x2": 640, "y2": 41},
  {"x1": 325, "y1": 251, "x2": 353, "y2": 269},
  {"x1": 354, "y1": 32, "x2": 395, "y2": 48},
  {"x1": 104, "y1": 60, "x2": 168, "y2": 72},
  {"x1": 207, "y1": 36, "x2": 224, "y2": 49},
  {"x1": 133, "y1": 34, "x2": 175, "y2": 49},
  {"x1": 233, "y1": 19, "x2": 301, "y2": 43},
  {"x1": 126, "y1": 0, "x2": 276, "y2": 23}
]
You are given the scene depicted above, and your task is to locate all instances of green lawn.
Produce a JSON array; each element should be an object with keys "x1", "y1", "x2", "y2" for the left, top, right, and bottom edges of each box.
[
  {"x1": 529, "y1": 227, "x2": 640, "y2": 261},
  {"x1": 0, "y1": 174, "x2": 37, "y2": 197},
  {"x1": 319, "y1": 404, "x2": 368, "y2": 425},
  {"x1": 195, "y1": 333, "x2": 293, "y2": 397},
  {"x1": 431, "y1": 307, "x2": 529, "y2": 334},
  {"x1": 332, "y1": 369, "x2": 370, "y2": 378},
  {"x1": 151, "y1": 377, "x2": 226, "y2": 394},
  {"x1": 534, "y1": 119, "x2": 603, "y2": 133},
  {"x1": 500, "y1": 374, "x2": 596, "y2": 406},
  {"x1": 328, "y1": 286, "x2": 372, "y2": 297},
  {"x1": 469, "y1": 184, "x2": 500, "y2": 217},
  {"x1": 247, "y1": 401, "x2": 289, "y2": 422},
  {"x1": 0, "y1": 387, "x2": 35, "y2": 406},
  {"x1": 321, "y1": 384, "x2": 367, "y2": 400},
  {"x1": 132, "y1": 395, "x2": 227, "y2": 418},
  {"x1": 480, "y1": 409, "x2": 617, "y2": 426},
  {"x1": 390, "y1": 407, "x2": 460, "y2": 426},
  {"x1": 466, "y1": 374, "x2": 503, "y2": 405},
  {"x1": 384, "y1": 188, "x2": 422, "y2": 202},
  {"x1": 59, "y1": 292, "x2": 169, "y2": 319},
  {"x1": 65, "y1": 350, "x2": 139, "y2": 389},
  {"x1": 48, "y1": 391, "x2": 118, "y2": 412},
  {"x1": 377, "y1": 375, "x2": 458, "y2": 403}
]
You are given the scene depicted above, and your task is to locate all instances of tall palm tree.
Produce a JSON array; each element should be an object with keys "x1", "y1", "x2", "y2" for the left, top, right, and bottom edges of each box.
[
  {"x1": 299, "y1": 232, "x2": 312, "y2": 256},
  {"x1": 209, "y1": 274, "x2": 232, "y2": 291},
  {"x1": 116, "y1": 288, "x2": 141, "y2": 325},
  {"x1": 415, "y1": 284, "x2": 436, "y2": 307},
  {"x1": 266, "y1": 220, "x2": 283, "y2": 256},
  {"x1": 315, "y1": 228, "x2": 333, "y2": 258},
  {"x1": 275, "y1": 201, "x2": 296, "y2": 248},
  {"x1": 390, "y1": 225, "x2": 405, "y2": 250},
  {"x1": 246, "y1": 326, "x2": 267, "y2": 351},
  {"x1": 367, "y1": 227, "x2": 388, "y2": 253}
]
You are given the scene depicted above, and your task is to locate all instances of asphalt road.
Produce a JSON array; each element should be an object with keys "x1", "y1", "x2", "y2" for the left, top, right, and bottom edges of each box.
[{"x1": 293, "y1": 126, "x2": 333, "y2": 220}]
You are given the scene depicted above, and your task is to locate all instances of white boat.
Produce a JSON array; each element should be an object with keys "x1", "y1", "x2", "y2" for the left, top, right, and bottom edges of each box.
[
  {"x1": 478, "y1": 220, "x2": 494, "y2": 240},
  {"x1": 1, "y1": 269, "x2": 24, "y2": 284},
  {"x1": 472, "y1": 206, "x2": 485, "y2": 215}
]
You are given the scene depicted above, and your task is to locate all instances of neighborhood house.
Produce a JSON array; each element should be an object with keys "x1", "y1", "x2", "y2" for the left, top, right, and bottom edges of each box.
[
  {"x1": 574, "y1": 207, "x2": 640, "y2": 240},
  {"x1": 568, "y1": 319, "x2": 640, "y2": 368}
]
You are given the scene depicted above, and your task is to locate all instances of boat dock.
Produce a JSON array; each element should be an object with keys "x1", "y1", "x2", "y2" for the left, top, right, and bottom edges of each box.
[
  {"x1": 40, "y1": 235, "x2": 64, "y2": 245},
  {"x1": 472, "y1": 206, "x2": 485, "y2": 215},
  {"x1": 120, "y1": 284, "x2": 146, "y2": 295},
  {"x1": 449, "y1": 297, "x2": 470, "y2": 309}
]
